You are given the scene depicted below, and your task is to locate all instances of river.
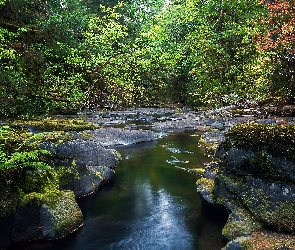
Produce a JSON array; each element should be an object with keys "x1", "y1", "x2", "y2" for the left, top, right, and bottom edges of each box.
[{"x1": 13, "y1": 132, "x2": 227, "y2": 250}]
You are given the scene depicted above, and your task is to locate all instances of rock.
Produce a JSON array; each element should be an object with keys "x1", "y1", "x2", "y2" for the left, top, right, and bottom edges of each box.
[
  {"x1": 11, "y1": 204, "x2": 43, "y2": 244},
  {"x1": 198, "y1": 122, "x2": 295, "y2": 248},
  {"x1": 0, "y1": 214, "x2": 14, "y2": 249},
  {"x1": 256, "y1": 118, "x2": 278, "y2": 124},
  {"x1": 68, "y1": 166, "x2": 115, "y2": 197},
  {"x1": 223, "y1": 239, "x2": 243, "y2": 250},
  {"x1": 196, "y1": 181, "x2": 216, "y2": 207},
  {"x1": 10, "y1": 191, "x2": 83, "y2": 245},
  {"x1": 55, "y1": 139, "x2": 119, "y2": 168},
  {"x1": 201, "y1": 131, "x2": 225, "y2": 144},
  {"x1": 211, "y1": 121, "x2": 225, "y2": 130},
  {"x1": 40, "y1": 191, "x2": 83, "y2": 239},
  {"x1": 240, "y1": 178, "x2": 295, "y2": 233},
  {"x1": 44, "y1": 139, "x2": 120, "y2": 197},
  {"x1": 222, "y1": 208, "x2": 263, "y2": 242},
  {"x1": 84, "y1": 127, "x2": 158, "y2": 147}
]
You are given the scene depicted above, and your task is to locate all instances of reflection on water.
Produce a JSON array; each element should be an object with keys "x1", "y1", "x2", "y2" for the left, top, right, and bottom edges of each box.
[{"x1": 13, "y1": 132, "x2": 227, "y2": 250}]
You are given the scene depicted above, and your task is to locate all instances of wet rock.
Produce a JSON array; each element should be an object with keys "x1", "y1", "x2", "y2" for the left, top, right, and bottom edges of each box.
[
  {"x1": 84, "y1": 127, "x2": 158, "y2": 147},
  {"x1": 223, "y1": 239, "x2": 243, "y2": 250}
]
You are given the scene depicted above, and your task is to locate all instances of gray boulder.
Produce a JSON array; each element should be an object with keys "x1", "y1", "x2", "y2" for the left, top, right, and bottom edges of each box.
[{"x1": 42, "y1": 139, "x2": 120, "y2": 197}]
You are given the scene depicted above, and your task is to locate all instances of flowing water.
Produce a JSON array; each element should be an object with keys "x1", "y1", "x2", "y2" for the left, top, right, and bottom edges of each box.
[{"x1": 14, "y1": 132, "x2": 228, "y2": 250}]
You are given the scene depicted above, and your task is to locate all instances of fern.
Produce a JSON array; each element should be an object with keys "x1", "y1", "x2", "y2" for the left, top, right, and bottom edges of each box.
[
  {"x1": 0, "y1": 125, "x2": 52, "y2": 170},
  {"x1": 4, "y1": 150, "x2": 52, "y2": 170}
]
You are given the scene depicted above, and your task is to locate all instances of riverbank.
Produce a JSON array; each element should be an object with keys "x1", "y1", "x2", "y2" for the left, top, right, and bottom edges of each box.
[{"x1": 1, "y1": 105, "x2": 295, "y2": 249}]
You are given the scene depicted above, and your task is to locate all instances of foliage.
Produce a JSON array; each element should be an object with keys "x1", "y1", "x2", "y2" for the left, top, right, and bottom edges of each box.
[
  {"x1": 0, "y1": 0, "x2": 293, "y2": 115},
  {"x1": 258, "y1": 0, "x2": 295, "y2": 54},
  {"x1": 0, "y1": 125, "x2": 62, "y2": 218},
  {"x1": 127, "y1": 0, "x2": 273, "y2": 106},
  {"x1": 256, "y1": 0, "x2": 295, "y2": 103},
  {"x1": 0, "y1": 125, "x2": 52, "y2": 170}
]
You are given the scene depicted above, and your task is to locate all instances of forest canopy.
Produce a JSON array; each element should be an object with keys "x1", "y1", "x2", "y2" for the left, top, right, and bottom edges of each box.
[{"x1": 0, "y1": 0, "x2": 294, "y2": 116}]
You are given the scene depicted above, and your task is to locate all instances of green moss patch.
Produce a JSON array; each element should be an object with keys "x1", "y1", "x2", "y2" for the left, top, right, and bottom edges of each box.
[
  {"x1": 13, "y1": 117, "x2": 97, "y2": 132},
  {"x1": 49, "y1": 191, "x2": 83, "y2": 238},
  {"x1": 222, "y1": 208, "x2": 263, "y2": 241},
  {"x1": 256, "y1": 201, "x2": 295, "y2": 233},
  {"x1": 196, "y1": 177, "x2": 215, "y2": 193}
]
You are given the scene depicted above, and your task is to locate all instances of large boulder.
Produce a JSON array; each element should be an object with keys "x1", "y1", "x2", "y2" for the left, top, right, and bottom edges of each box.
[
  {"x1": 10, "y1": 191, "x2": 83, "y2": 245},
  {"x1": 197, "y1": 123, "x2": 295, "y2": 248},
  {"x1": 41, "y1": 139, "x2": 120, "y2": 197}
]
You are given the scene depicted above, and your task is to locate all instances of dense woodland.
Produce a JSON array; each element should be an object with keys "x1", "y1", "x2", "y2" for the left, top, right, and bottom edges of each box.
[{"x1": 0, "y1": 0, "x2": 294, "y2": 116}]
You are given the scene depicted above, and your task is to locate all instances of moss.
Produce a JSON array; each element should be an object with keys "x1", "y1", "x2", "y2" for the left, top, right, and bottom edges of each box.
[
  {"x1": 20, "y1": 188, "x2": 61, "y2": 209},
  {"x1": 239, "y1": 232, "x2": 295, "y2": 249},
  {"x1": 191, "y1": 168, "x2": 205, "y2": 175},
  {"x1": 198, "y1": 137, "x2": 220, "y2": 155},
  {"x1": 241, "y1": 150, "x2": 278, "y2": 180},
  {"x1": 259, "y1": 201, "x2": 295, "y2": 233},
  {"x1": 13, "y1": 117, "x2": 97, "y2": 132},
  {"x1": 214, "y1": 172, "x2": 246, "y2": 209},
  {"x1": 240, "y1": 185, "x2": 295, "y2": 233},
  {"x1": 108, "y1": 148, "x2": 122, "y2": 161},
  {"x1": 52, "y1": 192, "x2": 83, "y2": 237},
  {"x1": 0, "y1": 125, "x2": 32, "y2": 155},
  {"x1": 222, "y1": 208, "x2": 263, "y2": 241},
  {"x1": 43, "y1": 191, "x2": 83, "y2": 238},
  {"x1": 196, "y1": 177, "x2": 215, "y2": 193}
]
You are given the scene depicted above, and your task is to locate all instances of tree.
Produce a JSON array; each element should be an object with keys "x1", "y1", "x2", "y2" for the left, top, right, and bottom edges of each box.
[
  {"x1": 0, "y1": 0, "x2": 134, "y2": 115},
  {"x1": 257, "y1": 0, "x2": 295, "y2": 103},
  {"x1": 132, "y1": 0, "x2": 270, "y2": 106}
]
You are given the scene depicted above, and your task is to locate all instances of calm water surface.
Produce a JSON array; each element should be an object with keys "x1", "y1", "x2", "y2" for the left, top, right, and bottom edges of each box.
[{"x1": 15, "y1": 132, "x2": 227, "y2": 250}]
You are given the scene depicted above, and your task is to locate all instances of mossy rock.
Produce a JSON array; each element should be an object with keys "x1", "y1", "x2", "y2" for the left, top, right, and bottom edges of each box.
[
  {"x1": 199, "y1": 131, "x2": 225, "y2": 156},
  {"x1": 196, "y1": 177, "x2": 216, "y2": 206},
  {"x1": 217, "y1": 174, "x2": 295, "y2": 234},
  {"x1": 224, "y1": 123, "x2": 295, "y2": 161},
  {"x1": 219, "y1": 147, "x2": 293, "y2": 182},
  {"x1": 11, "y1": 190, "x2": 83, "y2": 244},
  {"x1": 238, "y1": 232, "x2": 295, "y2": 250},
  {"x1": 222, "y1": 208, "x2": 263, "y2": 242},
  {"x1": 13, "y1": 117, "x2": 97, "y2": 132},
  {"x1": 40, "y1": 190, "x2": 83, "y2": 239}
]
